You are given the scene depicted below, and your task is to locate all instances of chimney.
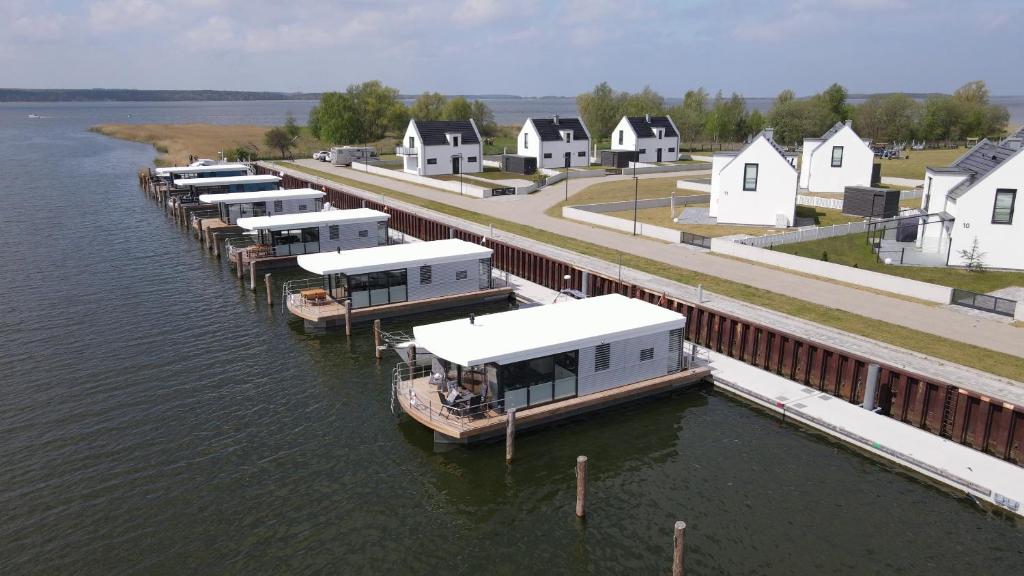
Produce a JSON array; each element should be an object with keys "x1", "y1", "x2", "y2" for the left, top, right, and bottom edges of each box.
[
  {"x1": 645, "y1": 113, "x2": 651, "y2": 123},
  {"x1": 553, "y1": 114, "x2": 559, "y2": 125},
  {"x1": 1004, "y1": 138, "x2": 1022, "y2": 151},
  {"x1": 763, "y1": 128, "x2": 775, "y2": 142},
  {"x1": 845, "y1": 119, "x2": 853, "y2": 127}
]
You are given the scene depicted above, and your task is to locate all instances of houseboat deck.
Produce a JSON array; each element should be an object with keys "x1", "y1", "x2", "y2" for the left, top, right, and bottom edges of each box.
[
  {"x1": 286, "y1": 286, "x2": 514, "y2": 326},
  {"x1": 395, "y1": 365, "x2": 711, "y2": 442}
]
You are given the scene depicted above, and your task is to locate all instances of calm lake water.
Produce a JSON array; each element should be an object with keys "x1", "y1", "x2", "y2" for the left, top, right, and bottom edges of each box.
[{"x1": 1, "y1": 101, "x2": 1022, "y2": 575}]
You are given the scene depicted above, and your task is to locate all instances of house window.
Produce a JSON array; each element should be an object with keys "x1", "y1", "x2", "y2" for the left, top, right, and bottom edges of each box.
[
  {"x1": 924, "y1": 177, "x2": 932, "y2": 212},
  {"x1": 455, "y1": 270, "x2": 468, "y2": 280},
  {"x1": 577, "y1": 151, "x2": 586, "y2": 157},
  {"x1": 594, "y1": 343, "x2": 611, "y2": 372},
  {"x1": 618, "y1": 130, "x2": 623, "y2": 145},
  {"x1": 668, "y1": 147, "x2": 675, "y2": 153},
  {"x1": 358, "y1": 229, "x2": 369, "y2": 238},
  {"x1": 743, "y1": 163, "x2": 758, "y2": 191},
  {"x1": 543, "y1": 153, "x2": 552, "y2": 159},
  {"x1": 328, "y1": 225, "x2": 339, "y2": 240},
  {"x1": 657, "y1": 129, "x2": 663, "y2": 139},
  {"x1": 564, "y1": 133, "x2": 571, "y2": 143},
  {"x1": 426, "y1": 158, "x2": 437, "y2": 165},
  {"x1": 452, "y1": 135, "x2": 459, "y2": 146},
  {"x1": 639, "y1": 149, "x2": 646, "y2": 154},
  {"x1": 831, "y1": 146, "x2": 844, "y2": 167},
  {"x1": 419, "y1": 265, "x2": 432, "y2": 284},
  {"x1": 467, "y1": 156, "x2": 477, "y2": 163},
  {"x1": 523, "y1": 134, "x2": 528, "y2": 149},
  {"x1": 992, "y1": 189, "x2": 1016, "y2": 224},
  {"x1": 408, "y1": 136, "x2": 415, "y2": 148},
  {"x1": 640, "y1": 348, "x2": 654, "y2": 362},
  {"x1": 273, "y1": 200, "x2": 283, "y2": 213}
]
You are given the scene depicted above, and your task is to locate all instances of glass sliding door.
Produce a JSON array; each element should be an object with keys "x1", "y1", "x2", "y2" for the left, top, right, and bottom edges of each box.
[
  {"x1": 553, "y1": 351, "x2": 578, "y2": 399},
  {"x1": 498, "y1": 350, "x2": 577, "y2": 410},
  {"x1": 368, "y1": 271, "x2": 390, "y2": 306},
  {"x1": 301, "y1": 227, "x2": 320, "y2": 254},
  {"x1": 348, "y1": 274, "x2": 370, "y2": 308},
  {"x1": 388, "y1": 269, "x2": 407, "y2": 303}
]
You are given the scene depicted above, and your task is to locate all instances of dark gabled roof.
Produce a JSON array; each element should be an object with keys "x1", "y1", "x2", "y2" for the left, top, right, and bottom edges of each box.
[
  {"x1": 719, "y1": 130, "x2": 795, "y2": 173},
  {"x1": 529, "y1": 117, "x2": 589, "y2": 141},
  {"x1": 626, "y1": 116, "x2": 678, "y2": 138},
  {"x1": 819, "y1": 121, "x2": 847, "y2": 140},
  {"x1": 946, "y1": 139, "x2": 1020, "y2": 199},
  {"x1": 412, "y1": 120, "x2": 480, "y2": 146}
]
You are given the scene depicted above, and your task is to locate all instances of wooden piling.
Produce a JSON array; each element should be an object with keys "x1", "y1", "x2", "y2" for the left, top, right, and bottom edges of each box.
[
  {"x1": 264, "y1": 273, "x2": 273, "y2": 306},
  {"x1": 505, "y1": 408, "x2": 516, "y2": 463},
  {"x1": 672, "y1": 521, "x2": 686, "y2": 576},
  {"x1": 249, "y1": 261, "x2": 257, "y2": 292},
  {"x1": 409, "y1": 344, "x2": 417, "y2": 365},
  {"x1": 344, "y1": 299, "x2": 352, "y2": 336},
  {"x1": 575, "y1": 455, "x2": 587, "y2": 518},
  {"x1": 373, "y1": 319, "x2": 382, "y2": 360}
]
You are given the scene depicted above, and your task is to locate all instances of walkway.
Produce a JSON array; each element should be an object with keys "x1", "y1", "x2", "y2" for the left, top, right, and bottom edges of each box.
[{"x1": 288, "y1": 159, "x2": 1024, "y2": 359}]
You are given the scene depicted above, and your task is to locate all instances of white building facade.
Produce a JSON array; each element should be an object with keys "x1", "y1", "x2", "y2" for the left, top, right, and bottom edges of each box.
[
  {"x1": 396, "y1": 119, "x2": 483, "y2": 176},
  {"x1": 799, "y1": 120, "x2": 875, "y2": 193},
  {"x1": 710, "y1": 130, "x2": 798, "y2": 227},
  {"x1": 610, "y1": 115, "x2": 680, "y2": 163},
  {"x1": 517, "y1": 116, "x2": 591, "y2": 168},
  {"x1": 919, "y1": 137, "x2": 1024, "y2": 270}
]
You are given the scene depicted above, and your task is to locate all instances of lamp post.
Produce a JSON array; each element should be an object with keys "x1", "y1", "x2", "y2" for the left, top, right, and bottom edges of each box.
[
  {"x1": 633, "y1": 140, "x2": 640, "y2": 236},
  {"x1": 564, "y1": 152, "x2": 570, "y2": 202}
]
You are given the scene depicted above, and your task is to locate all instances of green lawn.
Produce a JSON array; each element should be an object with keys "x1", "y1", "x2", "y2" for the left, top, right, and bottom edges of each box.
[
  {"x1": 604, "y1": 205, "x2": 789, "y2": 238},
  {"x1": 775, "y1": 232, "x2": 1024, "y2": 293},
  {"x1": 795, "y1": 205, "x2": 864, "y2": 227},
  {"x1": 545, "y1": 176, "x2": 708, "y2": 217},
  {"x1": 879, "y1": 147, "x2": 964, "y2": 179},
  {"x1": 279, "y1": 162, "x2": 1024, "y2": 382}
]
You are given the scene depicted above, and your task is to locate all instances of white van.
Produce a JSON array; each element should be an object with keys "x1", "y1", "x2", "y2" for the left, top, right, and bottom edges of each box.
[{"x1": 331, "y1": 146, "x2": 378, "y2": 166}]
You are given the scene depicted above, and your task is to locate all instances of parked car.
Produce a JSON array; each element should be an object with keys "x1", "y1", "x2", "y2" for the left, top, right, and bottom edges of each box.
[{"x1": 312, "y1": 150, "x2": 330, "y2": 161}]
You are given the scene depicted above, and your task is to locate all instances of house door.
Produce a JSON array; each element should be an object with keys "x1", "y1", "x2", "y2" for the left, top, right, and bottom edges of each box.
[
  {"x1": 452, "y1": 156, "x2": 461, "y2": 174},
  {"x1": 564, "y1": 152, "x2": 571, "y2": 168},
  {"x1": 656, "y1": 148, "x2": 663, "y2": 162}
]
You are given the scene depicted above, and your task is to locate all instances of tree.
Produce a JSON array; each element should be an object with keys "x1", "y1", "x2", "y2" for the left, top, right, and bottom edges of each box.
[
  {"x1": 620, "y1": 85, "x2": 665, "y2": 117},
  {"x1": 469, "y1": 99, "x2": 497, "y2": 136},
  {"x1": 668, "y1": 88, "x2": 708, "y2": 149},
  {"x1": 409, "y1": 92, "x2": 446, "y2": 121},
  {"x1": 441, "y1": 95, "x2": 474, "y2": 121},
  {"x1": 353, "y1": 80, "x2": 405, "y2": 142},
  {"x1": 307, "y1": 105, "x2": 322, "y2": 140},
  {"x1": 283, "y1": 113, "x2": 301, "y2": 139},
  {"x1": 314, "y1": 90, "x2": 364, "y2": 144},
  {"x1": 917, "y1": 95, "x2": 962, "y2": 142},
  {"x1": 264, "y1": 126, "x2": 294, "y2": 158},
  {"x1": 852, "y1": 93, "x2": 918, "y2": 143},
  {"x1": 310, "y1": 80, "x2": 406, "y2": 144},
  {"x1": 950, "y1": 80, "x2": 1008, "y2": 138},
  {"x1": 767, "y1": 89, "x2": 807, "y2": 145},
  {"x1": 576, "y1": 82, "x2": 625, "y2": 143},
  {"x1": 821, "y1": 83, "x2": 852, "y2": 124},
  {"x1": 959, "y1": 237, "x2": 986, "y2": 272},
  {"x1": 746, "y1": 109, "x2": 766, "y2": 137}
]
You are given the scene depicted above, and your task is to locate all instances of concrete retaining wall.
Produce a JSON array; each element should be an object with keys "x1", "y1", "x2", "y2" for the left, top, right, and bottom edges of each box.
[
  {"x1": 352, "y1": 162, "x2": 492, "y2": 198},
  {"x1": 881, "y1": 176, "x2": 925, "y2": 188},
  {"x1": 678, "y1": 180, "x2": 712, "y2": 193},
  {"x1": 563, "y1": 206, "x2": 681, "y2": 243},
  {"x1": 710, "y1": 238, "x2": 954, "y2": 304}
]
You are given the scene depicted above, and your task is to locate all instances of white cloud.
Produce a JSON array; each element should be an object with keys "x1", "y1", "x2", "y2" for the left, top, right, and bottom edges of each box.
[
  {"x1": 452, "y1": 0, "x2": 507, "y2": 25},
  {"x1": 88, "y1": 0, "x2": 168, "y2": 31}
]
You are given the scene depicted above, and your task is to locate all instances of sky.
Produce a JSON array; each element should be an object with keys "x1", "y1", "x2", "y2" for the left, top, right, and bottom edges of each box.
[{"x1": 2, "y1": 0, "x2": 1023, "y2": 97}]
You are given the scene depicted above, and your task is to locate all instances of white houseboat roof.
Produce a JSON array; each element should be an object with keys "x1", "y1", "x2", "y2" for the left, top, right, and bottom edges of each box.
[
  {"x1": 198, "y1": 188, "x2": 326, "y2": 205},
  {"x1": 236, "y1": 208, "x2": 389, "y2": 231},
  {"x1": 298, "y1": 238, "x2": 492, "y2": 276},
  {"x1": 173, "y1": 174, "x2": 281, "y2": 188},
  {"x1": 413, "y1": 293, "x2": 685, "y2": 366},
  {"x1": 155, "y1": 163, "x2": 248, "y2": 176}
]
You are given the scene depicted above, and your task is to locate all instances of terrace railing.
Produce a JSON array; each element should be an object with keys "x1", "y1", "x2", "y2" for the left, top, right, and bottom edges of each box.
[
  {"x1": 281, "y1": 277, "x2": 332, "y2": 309},
  {"x1": 951, "y1": 288, "x2": 1017, "y2": 317},
  {"x1": 390, "y1": 362, "x2": 506, "y2": 429},
  {"x1": 395, "y1": 146, "x2": 417, "y2": 156}
]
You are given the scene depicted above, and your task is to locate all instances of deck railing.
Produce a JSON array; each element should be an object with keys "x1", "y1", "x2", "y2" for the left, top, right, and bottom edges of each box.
[
  {"x1": 390, "y1": 363, "x2": 506, "y2": 430},
  {"x1": 281, "y1": 277, "x2": 338, "y2": 310}
]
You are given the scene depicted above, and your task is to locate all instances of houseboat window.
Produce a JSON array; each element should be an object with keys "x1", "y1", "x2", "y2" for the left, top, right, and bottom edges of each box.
[
  {"x1": 419, "y1": 265, "x2": 432, "y2": 285},
  {"x1": 553, "y1": 351, "x2": 578, "y2": 400},
  {"x1": 618, "y1": 130, "x2": 623, "y2": 145},
  {"x1": 743, "y1": 163, "x2": 758, "y2": 191},
  {"x1": 427, "y1": 158, "x2": 437, "y2": 165},
  {"x1": 252, "y1": 202, "x2": 267, "y2": 217},
  {"x1": 358, "y1": 229, "x2": 369, "y2": 238},
  {"x1": 349, "y1": 274, "x2": 370, "y2": 309},
  {"x1": 543, "y1": 153, "x2": 552, "y2": 159},
  {"x1": 298, "y1": 203, "x2": 308, "y2": 211},
  {"x1": 499, "y1": 350, "x2": 577, "y2": 410},
  {"x1": 456, "y1": 270, "x2": 468, "y2": 281},
  {"x1": 273, "y1": 200, "x2": 284, "y2": 213},
  {"x1": 993, "y1": 189, "x2": 1016, "y2": 224},
  {"x1": 388, "y1": 269, "x2": 407, "y2": 302},
  {"x1": 301, "y1": 227, "x2": 319, "y2": 243},
  {"x1": 594, "y1": 343, "x2": 611, "y2": 372},
  {"x1": 831, "y1": 146, "x2": 844, "y2": 167},
  {"x1": 369, "y1": 271, "x2": 391, "y2": 306},
  {"x1": 378, "y1": 222, "x2": 388, "y2": 246},
  {"x1": 328, "y1": 225, "x2": 340, "y2": 240},
  {"x1": 467, "y1": 156, "x2": 477, "y2": 163},
  {"x1": 640, "y1": 348, "x2": 654, "y2": 362}
]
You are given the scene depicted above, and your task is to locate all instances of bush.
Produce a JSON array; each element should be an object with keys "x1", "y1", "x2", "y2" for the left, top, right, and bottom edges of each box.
[{"x1": 821, "y1": 251, "x2": 829, "y2": 262}]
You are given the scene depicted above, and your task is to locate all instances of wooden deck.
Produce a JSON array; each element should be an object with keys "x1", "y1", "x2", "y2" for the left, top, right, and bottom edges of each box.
[
  {"x1": 396, "y1": 365, "x2": 712, "y2": 442},
  {"x1": 286, "y1": 287, "x2": 514, "y2": 326}
]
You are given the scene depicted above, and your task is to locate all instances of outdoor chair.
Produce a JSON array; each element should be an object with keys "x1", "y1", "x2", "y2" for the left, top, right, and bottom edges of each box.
[{"x1": 436, "y1": 391, "x2": 459, "y2": 419}]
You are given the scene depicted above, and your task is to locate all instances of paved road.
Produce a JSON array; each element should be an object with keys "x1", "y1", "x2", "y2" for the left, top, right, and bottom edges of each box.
[{"x1": 293, "y1": 159, "x2": 1024, "y2": 358}]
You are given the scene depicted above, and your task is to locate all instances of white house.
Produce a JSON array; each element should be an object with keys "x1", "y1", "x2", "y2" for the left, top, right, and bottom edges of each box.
[
  {"x1": 918, "y1": 134, "x2": 1024, "y2": 270},
  {"x1": 396, "y1": 119, "x2": 483, "y2": 176},
  {"x1": 517, "y1": 115, "x2": 591, "y2": 168},
  {"x1": 610, "y1": 114, "x2": 680, "y2": 163},
  {"x1": 798, "y1": 120, "x2": 874, "y2": 193},
  {"x1": 710, "y1": 129, "x2": 798, "y2": 227}
]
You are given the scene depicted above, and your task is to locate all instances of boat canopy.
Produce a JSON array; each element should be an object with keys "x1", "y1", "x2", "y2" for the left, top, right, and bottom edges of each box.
[
  {"x1": 155, "y1": 163, "x2": 248, "y2": 176},
  {"x1": 172, "y1": 175, "x2": 280, "y2": 188},
  {"x1": 198, "y1": 188, "x2": 325, "y2": 205},
  {"x1": 297, "y1": 238, "x2": 491, "y2": 276},
  {"x1": 236, "y1": 208, "x2": 389, "y2": 231}
]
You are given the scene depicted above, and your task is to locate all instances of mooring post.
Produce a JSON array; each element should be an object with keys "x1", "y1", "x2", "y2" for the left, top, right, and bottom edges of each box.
[
  {"x1": 575, "y1": 455, "x2": 588, "y2": 518},
  {"x1": 409, "y1": 344, "x2": 417, "y2": 365},
  {"x1": 264, "y1": 273, "x2": 273, "y2": 306},
  {"x1": 581, "y1": 271, "x2": 590, "y2": 297},
  {"x1": 672, "y1": 521, "x2": 686, "y2": 576},
  {"x1": 696, "y1": 284, "x2": 704, "y2": 303},
  {"x1": 344, "y1": 299, "x2": 352, "y2": 337},
  {"x1": 862, "y1": 363, "x2": 881, "y2": 411},
  {"x1": 236, "y1": 255, "x2": 244, "y2": 279},
  {"x1": 249, "y1": 261, "x2": 257, "y2": 292},
  {"x1": 373, "y1": 319, "x2": 383, "y2": 360},
  {"x1": 505, "y1": 408, "x2": 516, "y2": 463}
]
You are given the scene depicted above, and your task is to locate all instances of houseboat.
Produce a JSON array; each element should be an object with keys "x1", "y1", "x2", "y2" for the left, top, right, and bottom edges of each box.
[
  {"x1": 393, "y1": 293, "x2": 711, "y2": 443},
  {"x1": 173, "y1": 174, "x2": 281, "y2": 197},
  {"x1": 154, "y1": 163, "x2": 249, "y2": 182},
  {"x1": 198, "y1": 188, "x2": 326, "y2": 225},
  {"x1": 286, "y1": 238, "x2": 513, "y2": 328},
  {"x1": 234, "y1": 207, "x2": 389, "y2": 261}
]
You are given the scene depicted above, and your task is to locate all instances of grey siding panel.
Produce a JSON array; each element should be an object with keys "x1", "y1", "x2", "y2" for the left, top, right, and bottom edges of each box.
[
  {"x1": 320, "y1": 222, "x2": 380, "y2": 251},
  {"x1": 577, "y1": 331, "x2": 670, "y2": 396},
  {"x1": 407, "y1": 258, "x2": 480, "y2": 302}
]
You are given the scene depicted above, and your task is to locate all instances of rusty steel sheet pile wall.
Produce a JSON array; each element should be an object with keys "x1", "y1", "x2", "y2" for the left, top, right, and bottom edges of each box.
[{"x1": 253, "y1": 166, "x2": 1024, "y2": 466}]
